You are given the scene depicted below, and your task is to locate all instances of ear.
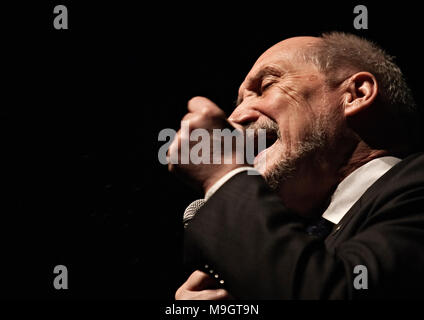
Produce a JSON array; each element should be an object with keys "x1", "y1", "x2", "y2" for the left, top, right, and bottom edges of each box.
[{"x1": 342, "y1": 72, "x2": 378, "y2": 117}]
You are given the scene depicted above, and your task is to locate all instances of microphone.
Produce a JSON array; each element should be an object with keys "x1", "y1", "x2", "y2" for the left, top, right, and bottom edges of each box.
[{"x1": 183, "y1": 199, "x2": 205, "y2": 228}]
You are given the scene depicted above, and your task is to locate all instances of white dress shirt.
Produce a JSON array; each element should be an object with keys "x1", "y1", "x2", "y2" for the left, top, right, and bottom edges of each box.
[
  {"x1": 205, "y1": 166, "x2": 258, "y2": 200},
  {"x1": 203, "y1": 157, "x2": 402, "y2": 224},
  {"x1": 322, "y1": 156, "x2": 401, "y2": 224}
]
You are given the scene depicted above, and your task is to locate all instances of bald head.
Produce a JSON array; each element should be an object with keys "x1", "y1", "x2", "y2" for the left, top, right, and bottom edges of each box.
[{"x1": 256, "y1": 36, "x2": 322, "y2": 63}]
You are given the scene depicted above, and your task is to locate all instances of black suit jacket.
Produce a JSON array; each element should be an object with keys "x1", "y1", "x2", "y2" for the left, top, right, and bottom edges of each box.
[{"x1": 184, "y1": 153, "x2": 424, "y2": 299}]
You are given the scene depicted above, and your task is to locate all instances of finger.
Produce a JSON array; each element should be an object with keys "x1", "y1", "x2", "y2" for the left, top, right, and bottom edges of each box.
[
  {"x1": 181, "y1": 113, "x2": 204, "y2": 129},
  {"x1": 167, "y1": 129, "x2": 182, "y2": 171},
  {"x1": 182, "y1": 112, "x2": 195, "y2": 122},
  {"x1": 187, "y1": 96, "x2": 225, "y2": 118},
  {"x1": 177, "y1": 288, "x2": 230, "y2": 300},
  {"x1": 184, "y1": 270, "x2": 218, "y2": 291},
  {"x1": 193, "y1": 288, "x2": 230, "y2": 300}
]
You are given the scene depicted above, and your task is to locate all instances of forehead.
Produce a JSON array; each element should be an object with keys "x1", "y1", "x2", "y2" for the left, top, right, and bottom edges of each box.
[
  {"x1": 240, "y1": 37, "x2": 321, "y2": 89},
  {"x1": 256, "y1": 36, "x2": 321, "y2": 69}
]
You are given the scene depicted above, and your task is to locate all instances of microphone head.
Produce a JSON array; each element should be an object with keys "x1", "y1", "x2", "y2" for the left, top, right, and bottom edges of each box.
[{"x1": 183, "y1": 199, "x2": 206, "y2": 227}]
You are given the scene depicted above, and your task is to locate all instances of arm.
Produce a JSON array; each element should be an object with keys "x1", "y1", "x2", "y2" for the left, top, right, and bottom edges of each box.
[{"x1": 184, "y1": 171, "x2": 424, "y2": 299}]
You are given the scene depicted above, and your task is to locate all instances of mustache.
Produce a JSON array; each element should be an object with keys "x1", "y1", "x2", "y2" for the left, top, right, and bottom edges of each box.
[
  {"x1": 244, "y1": 118, "x2": 281, "y2": 140},
  {"x1": 242, "y1": 118, "x2": 281, "y2": 157}
]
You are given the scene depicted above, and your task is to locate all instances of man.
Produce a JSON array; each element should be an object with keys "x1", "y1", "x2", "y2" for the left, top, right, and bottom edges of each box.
[{"x1": 168, "y1": 32, "x2": 424, "y2": 299}]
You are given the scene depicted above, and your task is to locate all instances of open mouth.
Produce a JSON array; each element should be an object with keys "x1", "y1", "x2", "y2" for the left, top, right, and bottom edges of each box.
[
  {"x1": 266, "y1": 131, "x2": 279, "y2": 149},
  {"x1": 253, "y1": 129, "x2": 279, "y2": 159}
]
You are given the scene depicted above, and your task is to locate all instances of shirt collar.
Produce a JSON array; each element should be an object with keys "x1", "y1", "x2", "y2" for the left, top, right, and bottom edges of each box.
[{"x1": 322, "y1": 156, "x2": 402, "y2": 224}]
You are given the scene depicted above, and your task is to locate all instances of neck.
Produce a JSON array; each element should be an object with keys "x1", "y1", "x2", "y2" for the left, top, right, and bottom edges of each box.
[
  {"x1": 278, "y1": 140, "x2": 388, "y2": 218},
  {"x1": 338, "y1": 142, "x2": 389, "y2": 180}
]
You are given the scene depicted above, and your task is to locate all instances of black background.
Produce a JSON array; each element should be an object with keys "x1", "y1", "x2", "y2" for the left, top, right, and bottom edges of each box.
[{"x1": 1, "y1": 1, "x2": 423, "y2": 300}]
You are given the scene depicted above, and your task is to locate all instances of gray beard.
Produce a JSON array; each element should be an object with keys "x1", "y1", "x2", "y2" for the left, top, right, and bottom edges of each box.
[
  {"x1": 264, "y1": 134, "x2": 326, "y2": 191},
  {"x1": 246, "y1": 117, "x2": 329, "y2": 191}
]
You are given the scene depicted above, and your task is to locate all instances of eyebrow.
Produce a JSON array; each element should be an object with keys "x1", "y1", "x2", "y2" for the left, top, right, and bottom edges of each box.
[{"x1": 236, "y1": 66, "x2": 283, "y2": 106}]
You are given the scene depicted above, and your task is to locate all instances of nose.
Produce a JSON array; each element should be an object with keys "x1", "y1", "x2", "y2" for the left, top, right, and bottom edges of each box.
[{"x1": 228, "y1": 104, "x2": 262, "y2": 126}]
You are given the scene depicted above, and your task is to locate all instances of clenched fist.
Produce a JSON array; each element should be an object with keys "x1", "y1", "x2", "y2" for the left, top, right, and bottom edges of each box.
[{"x1": 168, "y1": 96, "x2": 250, "y2": 194}]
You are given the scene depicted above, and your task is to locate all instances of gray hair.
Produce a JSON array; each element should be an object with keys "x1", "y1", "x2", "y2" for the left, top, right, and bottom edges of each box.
[{"x1": 306, "y1": 32, "x2": 422, "y2": 154}]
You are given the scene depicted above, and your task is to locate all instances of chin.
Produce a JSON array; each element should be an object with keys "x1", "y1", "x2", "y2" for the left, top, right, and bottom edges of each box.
[{"x1": 255, "y1": 151, "x2": 298, "y2": 191}]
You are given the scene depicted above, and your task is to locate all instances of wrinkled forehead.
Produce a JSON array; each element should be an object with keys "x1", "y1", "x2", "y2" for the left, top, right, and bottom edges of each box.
[
  {"x1": 240, "y1": 37, "x2": 322, "y2": 91},
  {"x1": 256, "y1": 36, "x2": 321, "y2": 68}
]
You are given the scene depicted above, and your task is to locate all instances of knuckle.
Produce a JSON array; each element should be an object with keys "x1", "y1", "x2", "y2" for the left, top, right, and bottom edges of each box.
[
  {"x1": 188, "y1": 96, "x2": 205, "y2": 105},
  {"x1": 193, "y1": 269, "x2": 207, "y2": 278},
  {"x1": 187, "y1": 114, "x2": 203, "y2": 127},
  {"x1": 207, "y1": 107, "x2": 226, "y2": 120},
  {"x1": 200, "y1": 106, "x2": 215, "y2": 117},
  {"x1": 189, "y1": 270, "x2": 202, "y2": 282},
  {"x1": 187, "y1": 96, "x2": 225, "y2": 120},
  {"x1": 182, "y1": 113, "x2": 191, "y2": 121}
]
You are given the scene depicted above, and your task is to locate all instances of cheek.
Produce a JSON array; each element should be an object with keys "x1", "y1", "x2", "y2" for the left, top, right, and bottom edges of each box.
[
  {"x1": 260, "y1": 87, "x2": 324, "y2": 145},
  {"x1": 259, "y1": 91, "x2": 291, "y2": 120},
  {"x1": 269, "y1": 97, "x2": 317, "y2": 143},
  {"x1": 262, "y1": 83, "x2": 316, "y2": 119}
]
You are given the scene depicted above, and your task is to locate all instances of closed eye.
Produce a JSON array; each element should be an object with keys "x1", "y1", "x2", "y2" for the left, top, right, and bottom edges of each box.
[{"x1": 260, "y1": 80, "x2": 274, "y2": 93}]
